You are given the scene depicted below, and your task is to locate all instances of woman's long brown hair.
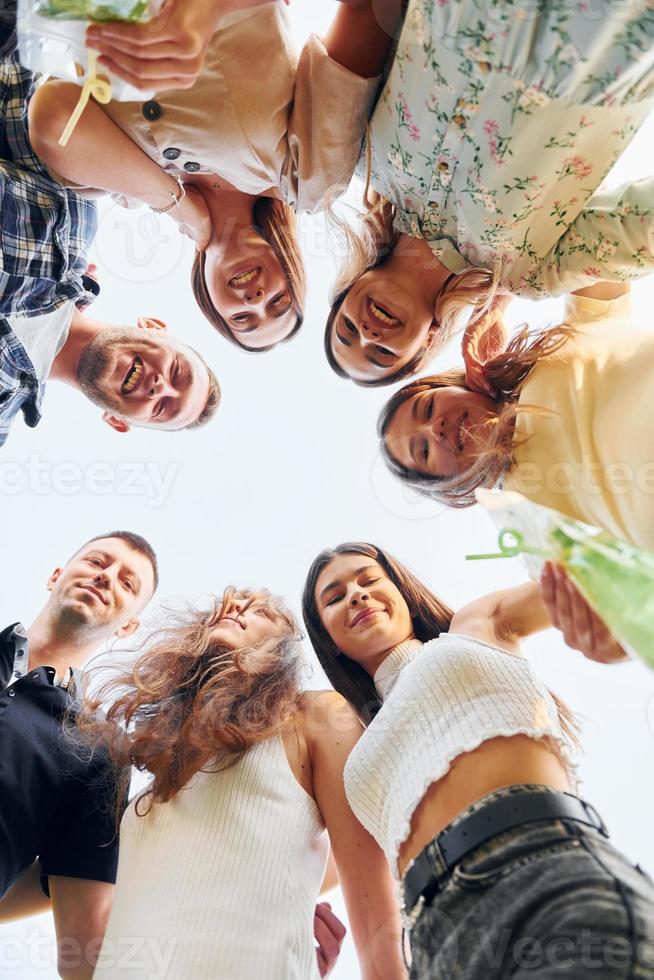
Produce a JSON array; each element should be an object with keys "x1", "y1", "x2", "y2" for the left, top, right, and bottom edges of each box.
[
  {"x1": 192, "y1": 197, "x2": 306, "y2": 352},
  {"x1": 75, "y1": 589, "x2": 303, "y2": 813},
  {"x1": 302, "y1": 542, "x2": 579, "y2": 749},
  {"x1": 302, "y1": 542, "x2": 453, "y2": 724},
  {"x1": 379, "y1": 323, "x2": 575, "y2": 507}
]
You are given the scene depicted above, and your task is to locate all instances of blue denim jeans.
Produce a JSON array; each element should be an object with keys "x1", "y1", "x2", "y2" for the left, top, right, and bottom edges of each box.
[{"x1": 408, "y1": 785, "x2": 654, "y2": 979}]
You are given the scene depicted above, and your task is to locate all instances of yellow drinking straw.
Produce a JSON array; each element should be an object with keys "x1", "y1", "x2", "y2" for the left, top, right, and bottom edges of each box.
[{"x1": 58, "y1": 49, "x2": 112, "y2": 147}]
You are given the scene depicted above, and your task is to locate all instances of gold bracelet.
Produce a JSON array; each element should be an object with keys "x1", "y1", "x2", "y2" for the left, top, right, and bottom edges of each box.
[{"x1": 150, "y1": 176, "x2": 186, "y2": 214}]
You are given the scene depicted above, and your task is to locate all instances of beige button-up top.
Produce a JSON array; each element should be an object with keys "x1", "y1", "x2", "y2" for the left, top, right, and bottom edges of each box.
[{"x1": 103, "y1": 2, "x2": 380, "y2": 213}]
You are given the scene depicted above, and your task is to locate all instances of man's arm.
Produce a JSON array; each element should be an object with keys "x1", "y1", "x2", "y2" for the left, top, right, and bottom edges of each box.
[
  {"x1": 0, "y1": 862, "x2": 50, "y2": 922},
  {"x1": 49, "y1": 877, "x2": 114, "y2": 980}
]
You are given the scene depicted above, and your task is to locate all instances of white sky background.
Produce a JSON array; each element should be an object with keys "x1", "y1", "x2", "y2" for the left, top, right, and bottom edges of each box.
[{"x1": 2, "y1": 3, "x2": 654, "y2": 976}]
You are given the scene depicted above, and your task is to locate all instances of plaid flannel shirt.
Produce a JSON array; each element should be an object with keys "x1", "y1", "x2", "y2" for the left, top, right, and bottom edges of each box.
[{"x1": 0, "y1": 3, "x2": 98, "y2": 445}]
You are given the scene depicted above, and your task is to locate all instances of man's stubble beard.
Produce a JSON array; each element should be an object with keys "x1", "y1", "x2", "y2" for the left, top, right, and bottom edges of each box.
[{"x1": 77, "y1": 327, "x2": 142, "y2": 414}]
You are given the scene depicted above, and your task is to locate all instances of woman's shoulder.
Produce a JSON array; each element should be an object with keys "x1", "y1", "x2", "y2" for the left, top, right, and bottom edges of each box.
[
  {"x1": 295, "y1": 690, "x2": 364, "y2": 748},
  {"x1": 297, "y1": 689, "x2": 360, "y2": 723}
]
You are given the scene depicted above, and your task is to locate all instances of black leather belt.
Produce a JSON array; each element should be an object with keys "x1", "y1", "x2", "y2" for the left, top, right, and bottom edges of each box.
[{"x1": 402, "y1": 790, "x2": 609, "y2": 924}]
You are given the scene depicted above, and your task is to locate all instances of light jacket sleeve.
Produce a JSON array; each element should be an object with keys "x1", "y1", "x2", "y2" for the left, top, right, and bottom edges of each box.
[
  {"x1": 519, "y1": 177, "x2": 654, "y2": 297},
  {"x1": 280, "y1": 34, "x2": 380, "y2": 215}
]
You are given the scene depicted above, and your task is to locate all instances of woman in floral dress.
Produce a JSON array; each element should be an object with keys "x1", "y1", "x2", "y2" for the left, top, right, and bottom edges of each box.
[{"x1": 325, "y1": 0, "x2": 654, "y2": 390}]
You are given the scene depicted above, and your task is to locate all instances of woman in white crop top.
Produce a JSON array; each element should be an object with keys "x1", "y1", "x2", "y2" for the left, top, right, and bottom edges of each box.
[
  {"x1": 28, "y1": 1, "x2": 395, "y2": 354},
  {"x1": 78, "y1": 586, "x2": 406, "y2": 980},
  {"x1": 302, "y1": 542, "x2": 654, "y2": 979}
]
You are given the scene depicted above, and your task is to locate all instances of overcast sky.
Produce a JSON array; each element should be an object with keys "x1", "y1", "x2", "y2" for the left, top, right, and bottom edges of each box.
[{"x1": 1, "y1": 4, "x2": 653, "y2": 977}]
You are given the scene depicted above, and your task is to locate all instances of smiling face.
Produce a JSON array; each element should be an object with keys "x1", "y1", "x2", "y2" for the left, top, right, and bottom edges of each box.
[
  {"x1": 384, "y1": 385, "x2": 499, "y2": 478},
  {"x1": 330, "y1": 267, "x2": 438, "y2": 384},
  {"x1": 48, "y1": 537, "x2": 156, "y2": 639},
  {"x1": 76, "y1": 321, "x2": 212, "y2": 431},
  {"x1": 314, "y1": 554, "x2": 414, "y2": 674},
  {"x1": 204, "y1": 233, "x2": 298, "y2": 350},
  {"x1": 208, "y1": 590, "x2": 289, "y2": 650}
]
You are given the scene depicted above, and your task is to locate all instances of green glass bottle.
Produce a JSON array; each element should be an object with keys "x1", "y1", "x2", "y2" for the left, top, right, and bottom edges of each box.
[
  {"x1": 35, "y1": 0, "x2": 150, "y2": 22},
  {"x1": 550, "y1": 520, "x2": 654, "y2": 668}
]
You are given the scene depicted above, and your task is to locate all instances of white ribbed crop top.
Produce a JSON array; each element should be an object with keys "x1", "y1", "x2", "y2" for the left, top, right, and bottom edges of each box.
[
  {"x1": 344, "y1": 634, "x2": 576, "y2": 877},
  {"x1": 94, "y1": 736, "x2": 327, "y2": 979}
]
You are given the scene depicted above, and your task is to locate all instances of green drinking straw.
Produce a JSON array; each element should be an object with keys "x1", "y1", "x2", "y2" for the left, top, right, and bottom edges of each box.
[{"x1": 466, "y1": 528, "x2": 550, "y2": 562}]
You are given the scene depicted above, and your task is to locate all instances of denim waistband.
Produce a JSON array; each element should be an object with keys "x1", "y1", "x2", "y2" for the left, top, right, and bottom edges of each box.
[{"x1": 403, "y1": 783, "x2": 607, "y2": 894}]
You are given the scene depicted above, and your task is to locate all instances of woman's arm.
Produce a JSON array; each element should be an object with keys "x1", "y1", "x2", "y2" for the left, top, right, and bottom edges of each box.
[
  {"x1": 571, "y1": 282, "x2": 631, "y2": 301},
  {"x1": 451, "y1": 570, "x2": 629, "y2": 663},
  {"x1": 450, "y1": 580, "x2": 550, "y2": 653},
  {"x1": 86, "y1": 0, "x2": 288, "y2": 92},
  {"x1": 87, "y1": 0, "x2": 398, "y2": 90},
  {"x1": 323, "y1": 0, "x2": 401, "y2": 78},
  {"x1": 28, "y1": 81, "x2": 210, "y2": 246},
  {"x1": 304, "y1": 692, "x2": 406, "y2": 980},
  {"x1": 524, "y1": 178, "x2": 654, "y2": 296}
]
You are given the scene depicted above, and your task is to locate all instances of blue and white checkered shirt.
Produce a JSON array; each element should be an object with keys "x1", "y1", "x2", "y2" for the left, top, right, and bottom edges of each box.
[{"x1": 0, "y1": 4, "x2": 98, "y2": 445}]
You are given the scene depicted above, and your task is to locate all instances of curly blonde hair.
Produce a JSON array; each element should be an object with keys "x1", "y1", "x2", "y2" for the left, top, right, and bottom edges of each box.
[{"x1": 75, "y1": 588, "x2": 304, "y2": 812}]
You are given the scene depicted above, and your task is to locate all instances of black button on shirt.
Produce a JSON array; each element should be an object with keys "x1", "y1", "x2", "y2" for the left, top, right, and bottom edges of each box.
[
  {"x1": 163, "y1": 147, "x2": 181, "y2": 161},
  {"x1": 0, "y1": 624, "x2": 125, "y2": 900},
  {"x1": 184, "y1": 161, "x2": 201, "y2": 173},
  {"x1": 142, "y1": 100, "x2": 162, "y2": 121}
]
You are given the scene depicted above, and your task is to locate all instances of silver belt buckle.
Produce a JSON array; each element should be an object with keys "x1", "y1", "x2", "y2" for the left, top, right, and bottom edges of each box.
[{"x1": 401, "y1": 893, "x2": 425, "y2": 930}]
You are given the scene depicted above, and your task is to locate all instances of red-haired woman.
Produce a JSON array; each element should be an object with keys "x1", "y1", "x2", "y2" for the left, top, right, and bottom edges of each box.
[{"x1": 82, "y1": 587, "x2": 405, "y2": 980}]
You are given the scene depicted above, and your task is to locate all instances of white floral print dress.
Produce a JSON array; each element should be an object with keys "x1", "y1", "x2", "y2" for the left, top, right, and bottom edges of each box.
[{"x1": 363, "y1": 0, "x2": 654, "y2": 297}]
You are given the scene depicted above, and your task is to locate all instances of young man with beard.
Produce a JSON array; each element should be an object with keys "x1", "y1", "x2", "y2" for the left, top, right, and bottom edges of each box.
[
  {"x1": 0, "y1": 532, "x2": 159, "y2": 973},
  {"x1": 0, "y1": 4, "x2": 219, "y2": 447}
]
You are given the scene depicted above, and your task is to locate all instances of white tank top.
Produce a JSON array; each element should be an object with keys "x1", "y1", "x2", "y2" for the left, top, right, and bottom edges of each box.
[
  {"x1": 344, "y1": 635, "x2": 576, "y2": 877},
  {"x1": 94, "y1": 736, "x2": 327, "y2": 979}
]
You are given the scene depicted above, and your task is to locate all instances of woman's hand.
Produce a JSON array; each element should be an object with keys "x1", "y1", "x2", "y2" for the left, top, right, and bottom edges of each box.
[
  {"x1": 86, "y1": 0, "x2": 289, "y2": 93},
  {"x1": 541, "y1": 562, "x2": 630, "y2": 664},
  {"x1": 462, "y1": 306, "x2": 509, "y2": 396},
  {"x1": 172, "y1": 185, "x2": 212, "y2": 249},
  {"x1": 314, "y1": 902, "x2": 347, "y2": 977}
]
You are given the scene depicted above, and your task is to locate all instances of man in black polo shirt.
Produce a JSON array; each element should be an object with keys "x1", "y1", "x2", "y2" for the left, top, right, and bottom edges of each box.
[{"x1": 0, "y1": 530, "x2": 158, "y2": 975}]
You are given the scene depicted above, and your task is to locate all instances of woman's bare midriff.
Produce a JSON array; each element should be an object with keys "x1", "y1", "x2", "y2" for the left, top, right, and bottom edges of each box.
[{"x1": 397, "y1": 734, "x2": 571, "y2": 878}]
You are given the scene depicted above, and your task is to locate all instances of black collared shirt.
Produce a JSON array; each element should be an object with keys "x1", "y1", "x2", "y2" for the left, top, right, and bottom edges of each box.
[{"x1": 0, "y1": 623, "x2": 123, "y2": 899}]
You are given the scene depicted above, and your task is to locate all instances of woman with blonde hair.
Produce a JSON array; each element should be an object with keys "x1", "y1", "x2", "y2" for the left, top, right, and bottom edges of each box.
[
  {"x1": 325, "y1": 0, "x2": 654, "y2": 389},
  {"x1": 378, "y1": 281, "x2": 654, "y2": 553},
  {"x1": 27, "y1": 0, "x2": 396, "y2": 353},
  {"x1": 302, "y1": 541, "x2": 654, "y2": 978},
  {"x1": 78, "y1": 586, "x2": 406, "y2": 980}
]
